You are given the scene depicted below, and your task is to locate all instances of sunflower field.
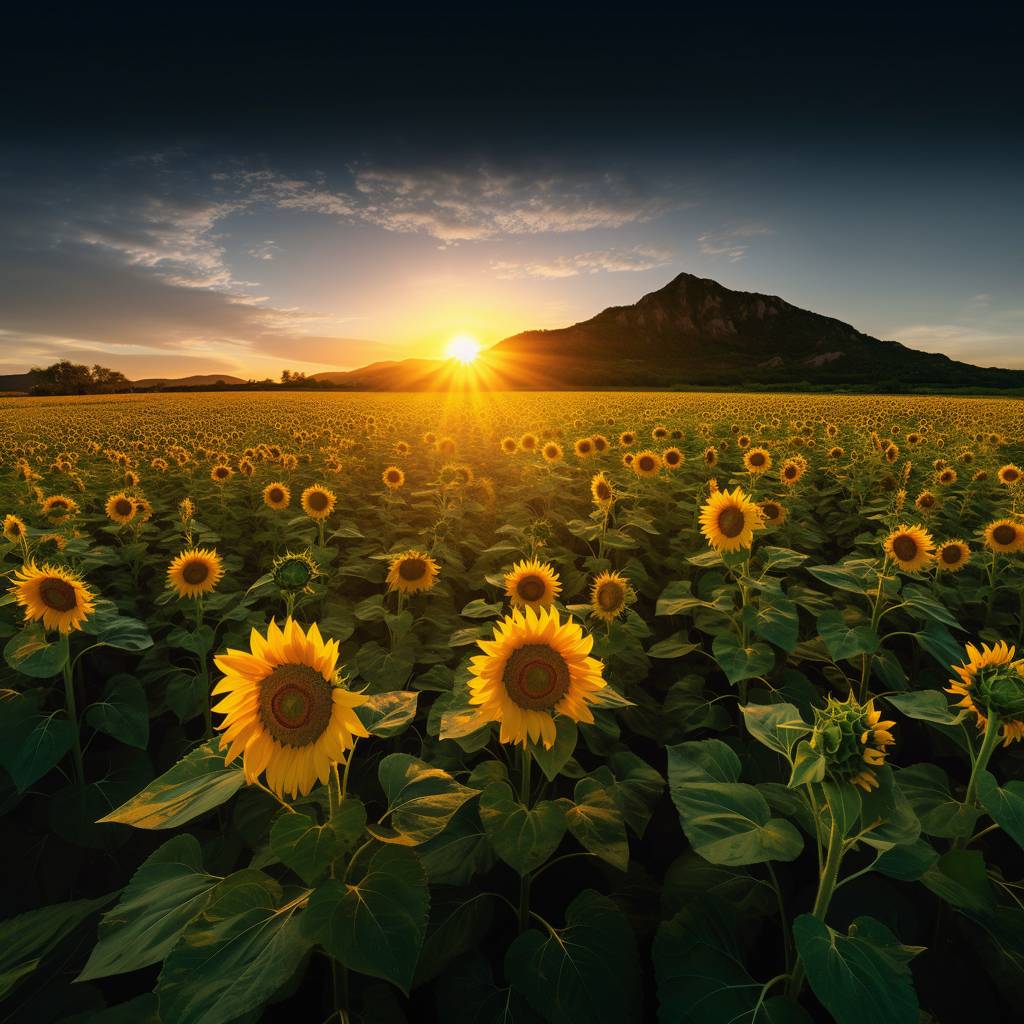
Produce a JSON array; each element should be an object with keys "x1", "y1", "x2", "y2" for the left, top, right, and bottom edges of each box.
[{"x1": 2, "y1": 390, "x2": 1024, "y2": 1024}]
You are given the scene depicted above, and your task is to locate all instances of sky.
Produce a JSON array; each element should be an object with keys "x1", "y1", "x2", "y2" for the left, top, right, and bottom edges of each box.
[{"x1": 1, "y1": 12, "x2": 1022, "y2": 379}]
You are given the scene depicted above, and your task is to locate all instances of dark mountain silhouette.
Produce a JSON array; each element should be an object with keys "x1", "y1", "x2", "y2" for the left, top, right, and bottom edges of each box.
[{"x1": 0, "y1": 372, "x2": 247, "y2": 394}]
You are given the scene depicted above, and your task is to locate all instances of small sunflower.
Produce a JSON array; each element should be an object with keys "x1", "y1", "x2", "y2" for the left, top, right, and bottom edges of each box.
[
  {"x1": 619, "y1": 431, "x2": 636, "y2": 447},
  {"x1": 884, "y1": 524, "x2": 935, "y2": 572},
  {"x1": 915, "y1": 490, "x2": 938, "y2": 512},
  {"x1": 504, "y1": 558, "x2": 561, "y2": 610},
  {"x1": 699, "y1": 486, "x2": 764, "y2": 552},
  {"x1": 3, "y1": 514, "x2": 27, "y2": 542},
  {"x1": 262, "y1": 482, "x2": 291, "y2": 510},
  {"x1": 997, "y1": 464, "x2": 1021, "y2": 487},
  {"x1": 574, "y1": 437, "x2": 594, "y2": 458},
  {"x1": 467, "y1": 606, "x2": 606, "y2": 748},
  {"x1": 105, "y1": 492, "x2": 137, "y2": 525},
  {"x1": 590, "y1": 571, "x2": 631, "y2": 623},
  {"x1": 10, "y1": 561, "x2": 96, "y2": 633},
  {"x1": 984, "y1": 519, "x2": 1024, "y2": 553},
  {"x1": 809, "y1": 695, "x2": 896, "y2": 792},
  {"x1": 301, "y1": 484, "x2": 336, "y2": 519},
  {"x1": 662, "y1": 447, "x2": 684, "y2": 470},
  {"x1": 934, "y1": 539, "x2": 970, "y2": 573},
  {"x1": 632, "y1": 450, "x2": 662, "y2": 478},
  {"x1": 946, "y1": 641, "x2": 1024, "y2": 746},
  {"x1": 780, "y1": 458, "x2": 805, "y2": 485},
  {"x1": 758, "y1": 499, "x2": 786, "y2": 527},
  {"x1": 936, "y1": 467, "x2": 957, "y2": 486},
  {"x1": 386, "y1": 550, "x2": 440, "y2": 595},
  {"x1": 500, "y1": 436, "x2": 518, "y2": 455},
  {"x1": 542, "y1": 442, "x2": 563, "y2": 463},
  {"x1": 41, "y1": 495, "x2": 78, "y2": 521},
  {"x1": 167, "y1": 547, "x2": 224, "y2": 599},
  {"x1": 743, "y1": 447, "x2": 772, "y2": 474},
  {"x1": 213, "y1": 618, "x2": 369, "y2": 798},
  {"x1": 210, "y1": 464, "x2": 234, "y2": 484},
  {"x1": 382, "y1": 466, "x2": 405, "y2": 491},
  {"x1": 703, "y1": 446, "x2": 718, "y2": 468},
  {"x1": 590, "y1": 473, "x2": 614, "y2": 507}
]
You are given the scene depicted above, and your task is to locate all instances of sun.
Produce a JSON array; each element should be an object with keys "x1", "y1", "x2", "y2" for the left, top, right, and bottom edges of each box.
[{"x1": 446, "y1": 334, "x2": 481, "y2": 364}]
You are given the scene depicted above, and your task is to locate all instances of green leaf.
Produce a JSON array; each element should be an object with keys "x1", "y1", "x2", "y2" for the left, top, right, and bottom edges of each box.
[
  {"x1": 758, "y1": 546, "x2": 809, "y2": 571},
  {"x1": 816, "y1": 608, "x2": 879, "y2": 661},
  {"x1": 528, "y1": 717, "x2": 578, "y2": 781},
  {"x1": 667, "y1": 740, "x2": 803, "y2": 866},
  {"x1": 85, "y1": 673, "x2": 149, "y2": 749},
  {"x1": 0, "y1": 895, "x2": 112, "y2": 1001},
  {"x1": 436, "y1": 952, "x2": 541, "y2": 1024},
  {"x1": 82, "y1": 606, "x2": 154, "y2": 651},
  {"x1": 900, "y1": 585, "x2": 962, "y2": 629},
  {"x1": 78, "y1": 835, "x2": 220, "y2": 981},
  {"x1": 271, "y1": 800, "x2": 367, "y2": 885},
  {"x1": 807, "y1": 561, "x2": 874, "y2": 595},
  {"x1": 647, "y1": 631, "x2": 699, "y2": 659},
  {"x1": 744, "y1": 595, "x2": 800, "y2": 652},
  {"x1": 302, "y1": 845, "x2": 429, "y2": 995},
  {"x1": 99, "y1": 739, "x2": 245, "y2": 830},
  {"x1": 915, "y1": 620, "x2": 964, "y2": 669},
  {"x1": 792, "y1": 914, "x2": 920, "y2": 1024},
  {"x1": 478, "y1": 781, "x2": 566, "y2": 875},
  {"x1": 354, "y1": 690, "x2": 419, "y2": 737},
  {"x1": 599, "y1": 751, "x2": 665, "y2": 838},
  {"x1": 0, "y1": 687, "x2": 73, "y2": 791},
  {"x1": 418, "y1": 800, "x2": 495, "y2": 885},
  {"x1": 740, "y1": 702, "x2": 809, "y2": 757},
  {"x1": 413, "y1": 888, "x2": 494, "y2": 988},
  {"x1": 976, "y1": 771, "x2": 1024, "y2": 851},
  {"x1": 712, "y1": 634, "x2": 775, "y2": 683},
  {"x1": 565, "y1": 776, "x2": 629, "y2": 870},
  {"x1": 920, "y1": 849, "x2": 995, "y2": 913},
  {"x1": 876, "y1": 839, "x2": 938, "y2": 881},
  {"x1": 368, "y1": 753, "x2": 478, "y2": 846},
  {"x1": 506, "y1": 890, "x2": 641, "y2": 1024},
  {"x1": 156, "y1": 869, "x2": 311, "y2": 1024},
  {"x1": 883, "y1": 690, "x2": 961, "y2": 725},
  {"x1": 3, "y1": 624, "x2": 67, "y2": 678},
  {"x1": 655, "y1": 580, "x2": 713, "y2": 616},
  {"x1": 460, "y1": 598, "x2": 503, "y2": 619},
  {"x1": 897, "y1": 763, "x2": 979, "y2": 838}
]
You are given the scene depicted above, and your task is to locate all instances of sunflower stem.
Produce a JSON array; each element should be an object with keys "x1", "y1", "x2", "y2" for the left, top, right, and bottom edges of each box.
[
  {"x1": 518, "y1": 745, "x2": 533, "y2": 934},
  {"x1": 60, "y1": 633, "x2": 85, "y2": 787},
  {"x1": 858, "y1": 560, "x2": 889, "y2": 703},
  {"x1": 196, "y1": 597, "x2": 211, "y2": 737},
  {"x1": 953, "y1": 710, "x2": 1001, "y2": 851}
]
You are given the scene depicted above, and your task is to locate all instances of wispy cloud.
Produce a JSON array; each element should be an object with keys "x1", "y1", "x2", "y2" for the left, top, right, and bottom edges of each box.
[
  {"x1": 491, "y1": 246, "x2": 673, "y2": 279},
  {"x1": 888, "y1": 320, "x2": 1024, "y2": 369},
  {"x1": 698, "y1": 225, "x2": 772, "y2": 262}
]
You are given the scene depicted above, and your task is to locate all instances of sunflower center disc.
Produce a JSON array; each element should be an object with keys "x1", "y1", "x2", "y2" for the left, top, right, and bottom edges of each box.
[
  {"x1": 718, "y1": 506, "x2": 746, "y2": 539},
  {"x1": 941, "y1": 545, "x2": 962, "y2": 565},
  {"x1": 516, "y1": 575, "x2": 546, "y2": 602},
  {"x1": 115, "y1": 499, "x2": 133, "y2": 516},
  {"x1": 993, "y1": 524, "x2": 1016, "y2": 546},
  {"x1": 762, "y1": 503, "x2": 780, "y2": 521},
  {"x1": 1005, "y1": 470, "x2": 1019, "y2": 481},
  {"x1": 596, "y1": 483, "x2": 611, "y2": 500},
  {"x1": 597, "y1": 582, "x2": 624, "y2": 612},
  {"x1": 269, "y1": 488, "x2": 284, "y2": 502},
  {"x1": 891, "y1": 535, "x2": 919, "y2": 561},
  {"x1": 399, "y1": 558, "x2": 427, "y2": 581},
  {"x1": 182, "y1": 560, "x2": 210, "y2": 584},
  {"x1": 638, "y1": 456, "x2": 654, "y2": 471},
  {"x1": 39, "y1": 577, "x2": 77, "y2": 611},
  {"x1": 308, "y1": 491, "x2": 328, "y2": 511},
  {"x1": 259, "y1": 663, "x2": 333, "y2": 747},
  {"x1": 503, "y1": 645, "x2": 570, "y2": 710},
  {"x1": 749, "y1": 453, "x2": 765, "y2": 466}
]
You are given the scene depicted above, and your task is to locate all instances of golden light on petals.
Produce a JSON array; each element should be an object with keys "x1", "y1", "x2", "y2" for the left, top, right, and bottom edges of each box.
[
  {"x1": 386, "y1": 549, "x2": 440, "y2": 595},
  {"x1": 167, "y1": 547, "x2": 224, "y2": 599},
  {"x1": 699, "y1": 486, "x2": 764, "y2": 552},
  {"x1": 10, "y1": 561, "x2": 96, "y2": 633},
  {"x1": 504, "y1": 558, "x2": 561, "y2": 610}
]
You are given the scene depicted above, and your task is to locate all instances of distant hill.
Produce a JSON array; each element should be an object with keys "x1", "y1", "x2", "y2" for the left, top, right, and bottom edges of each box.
[{"x1": 0, "y1": 372, "x2": 247, "y2": 394}]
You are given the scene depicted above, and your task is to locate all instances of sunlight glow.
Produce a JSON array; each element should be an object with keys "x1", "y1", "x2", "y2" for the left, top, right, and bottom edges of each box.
[{"x1": 446, "y1": 334, "x2": 481, "y2": 364}]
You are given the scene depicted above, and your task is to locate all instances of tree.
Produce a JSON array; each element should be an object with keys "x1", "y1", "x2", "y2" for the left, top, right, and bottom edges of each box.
[
  {"x1": 29, "y1": 361, "x2": 131, "y2": 396},
  {"x1": 281, "y1": 369, "x2": 292, "y2": 383}
]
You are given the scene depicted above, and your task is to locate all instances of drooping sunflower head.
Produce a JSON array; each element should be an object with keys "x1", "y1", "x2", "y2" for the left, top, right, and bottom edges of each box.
[
  {"x1": 273, "y1": 550, "x2": 321, "y2": 592},
  {"x1": 467, "y1": 606, "x2": 606, "y2": 748},
  {"x1": 262, "y1": 482, "x2": 291, "y2": 510},
  {"x1": 946, "y1": 641, "x2": 1024, "y2": 746},
  {"x1": 936, "y1": 540, "x2": 971, "y2": 573},
  {"x1": 758, "y1": 499, "x2": 786, "y2": 527},
  {"x1": 810, "y1": 695, "x2": 896, "y2": 792},
  {"x1": 105, "y1": 492, "x2": 137, "y2": 525},
  {"x1": 3, "y1": 514, "x2": 27, "y2": 542},
  {"x1": 381, "y1": 466, "x2": 405, "y2": 492},
  {"x1": 590, "y1": 570, "x2": 631, "y2": 623},
  {"x1": 10, "y1": 561, "x2": 96, "y2": 633},
  {"x1": 743, "y1": 447, "x2": 772, "y2": 474},
  {"x1": 699, "y1": 486, "x2": 764, "y2": 553},
  {"x1": 41, "y1": 495, "x2": 78, "y2": 521},
  {"x1": 703, "y1": 446, "x2": 718, "y2": 468},
  {"x1": 997, "y1": 464, "x2": 1021, "y2": 487},
  {"x1": 936, "y1": 467, "x2": 957, "y2": 486},
  {"x1": 590, "y1": 472, "x2": 614, "y2": 507},
  {"x1": 387, "y1": 550, "x2": 440, "y2": 595},
  {"x1": 504, "y1": 558, "x2": 562, "y2": 610},
  {"x1": 662, "y1": 447, "x2": 684, "y2": 470},
  {"x1": 301, "y1": 484, "x2": 336, "y2": 519},
  {"x1": 592, "y1": 435, "x2": 609, "y2": 453},
  {"x1": 984, "y1": 518, "x2": 1024, "y2": 554},
  {"x1": 632, "y1": 450, "x2": 662, "y2": 478},
  {"x1": 213, "y1": 618, "x2": 369, "y2": 798},
  {"x1": 167, "y1": 547, "x2": 224, "y2": 599},
  {"x1": 883, "y1": 524, "x2": 935, "y2": 572}
]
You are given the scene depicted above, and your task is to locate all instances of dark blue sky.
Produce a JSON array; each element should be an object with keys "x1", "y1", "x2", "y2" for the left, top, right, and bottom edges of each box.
[{"x1": 2, "y1": 11, "x2": 1021, "y2": 377}]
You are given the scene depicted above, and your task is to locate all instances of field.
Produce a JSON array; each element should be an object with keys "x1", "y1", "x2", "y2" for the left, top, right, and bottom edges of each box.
[{"x1": 2, "y1": 389, "x2": 1024, "y2": 1024}]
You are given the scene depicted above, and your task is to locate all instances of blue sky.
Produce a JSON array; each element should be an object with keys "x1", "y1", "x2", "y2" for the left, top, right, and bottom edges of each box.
[{"x1": 1, "y1": 13, "x2": 1020, "y2": 378}]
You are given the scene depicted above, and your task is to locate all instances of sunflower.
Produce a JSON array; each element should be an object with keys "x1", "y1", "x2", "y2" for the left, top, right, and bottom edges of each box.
[
  {"x1": 632, "y1": 450, "x2": 662, "y2": 478},
  {"x1": 984, "y1": 518, "x2": 1024, "y2": 554},
  {"x1": 3, "y1": 514, "x2": 27, "y2": 542},
  {"x1": 590, "y1": 473, "x2": 614, "y2": 507},
  {"x1": 542, "y1": 441, "x2": 563, "y2": 463},
  {"x1": 574, "y1": 437, "x2": 594, "y2": 458},
  {"x1": 213, "y1": 618, "x2": 369, "y2": 798},
  {"x1": 743, "y1": 447, "x2": 772, "y2": 474},
  {"x1": 302, "y1": 484, "x2": 336, "y2": 519},
  {"x1": 936, "y1": 540, "x2": 971, "y2": 573},
  {"x1": 387, "y1": 550, "x2": 440, "y2": 595},
  {"x1": 467, "y1": 606, "x2": 606, "y2": 748},
  {"x1": 504, "y1": 558, "x2": 561, "y2": 610},
  {"x1": 272, "y1": 550, "x2": 321, "y2": 592},
  {"x1": 590, "y1": 571, "x2": 631, "y2": 623},
  {"x1": 619, "y1": 431, "x2": 636, "y2": 447},
  {"x1": 809, "y1": 695, "x2": 896, "y2": 792},
  {"x1": 105, "y1": 492, "x2": 137, "y2": 525},
  {"x1": 699, "y1": 486, "x2": 764, "y2": 552},
  {"x1": 915, "y1": 490, "x2": 938, "y2": 512},
  {"x1": 381, "y1": 466, "x2": 405, "y2": 491},
  {"x1": 10, "y1": 561, "x2": 96, "y2": 633},
  {"x1": 946, "y1": 641, "x2": 1024, "y2": 746},
  {"x1": 41, "y1": 495, "x2": 78, "y2": 521},
  {"x1": 210, "y1": 464, "x2": 234, "y2": 483},
  {"x1": 167, "y1": 547, "x2": 224, "y2": 599},
  {"x1": 997, "y1": 464, "x2": 1021, "y2": 487},
  {"x1": 500, "y1": 436, "x2": 518, "y2": 455},
  {"x1": 703, "y1": 446, "x2": 718, "y2": 468},
  {"x1": 780, "y1": 458, "x2": 805, "y2": 485},
  {"x1": 884, "y1": 524, "x2": 935, "y2": 572},
  {"x1": 936, "y1": 467, "x2": 957, "y2": 486},
  {"x1": 758, "y1": 499, "x2": 786, "y2": 527},
  {"x1": 262, "y1": 482, "x2": 291, "y2": 510},
  {"x1": 662, "y1": 447, "x2": 684, "y2": 470}
]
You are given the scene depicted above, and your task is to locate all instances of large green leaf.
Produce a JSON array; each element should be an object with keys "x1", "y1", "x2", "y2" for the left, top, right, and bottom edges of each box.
[
  {"x1": 78, "y1": 834, "x2": 221, "y2": 981},
  {"x1": 418, "y1": 800, "x2": 495, "y2": 885},
  {"x1": 478, "y1": 781, "x2": 567, "y2": 875},
  {"x1": 0, "y1": 687, "x2": 73, "y2": 791},
  {"x1": 565, "y1": 776, "x2": 629, "y2": 870},
  {"x1": 436, "y1": 952, "x2": 542, "y2": 1024},
  {"x1": 647, "y1": 631, "x2": 700, "y2": 659},
  {"x1": 413, "y1": 888, "x2": 494, "y2": 988},
  {"x1": 99, "y1": 739, "x2": 245, "y2": 829},
  {"x1": 667, "y1": 740, "x2": 803, "y2": 866},
  {"x1": 740, "y1": 702, "x2": 809, "y2": 757},
  {"x1": 883, "y1": 691, "x2": 961, "y2": 726},
  {"x1": 505, "y1": 890, "x2": 641, "y2": 1024},
  {"x1": 301, "y1": 845, "x2": 429, "y2": 994},
  {"x1": 82, "y1": 604, "x2": 154, "y2": 651},
  {"x1": 368, "y1": 753, "x2": 478, "y2": 846},
  {"x1": 354, "y1": 690, "x2": 419, "y2": 737},
  {"x1": 977, "y1": 770, "x2": 1024, "y2": 851},
  {"x1": 270, "y1": 797, "x2": 366, "y2": 884},
  {"x1": 896, "y1": 763, "x2": 978, "y2": 838},
  {"x1": 85, "y1": 673, "x2": 149, "y2": 749},
  {"x1": 816, "y1": 608, "x2": 879, "y2": 661},
  {"x1": 744, "y1": 595, "x2": 800, "y2": 653},
  {"x1": 156, "y1": 869, "x2": 311, "y2": 1024},
  {"x1": 529, "y1": 718, "x2": 578, "y2": 781},
  {"x1": 3, "y1": 624, "x2": 67, "y2": 678},
  {"x1": 594, "y1": 751, "x2": 665, "y2": 838},
  {"x1": 711, "y1": 635, "x2": 775, "y2": 683},
  {"x1": 792, "y1": 914, "x2": 920, "y2": 1024}
]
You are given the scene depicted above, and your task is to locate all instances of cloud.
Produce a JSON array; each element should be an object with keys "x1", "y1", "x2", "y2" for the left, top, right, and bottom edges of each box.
[
  {"x1": 698, "y1": 225, "x2": 772, "y2": 262},
  {"x1": 888, "y1": 322, "x2": 1024, "y2": 369},
  {"x1": 491, "y1": 246, "x2": 673, "y2": 279}
]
